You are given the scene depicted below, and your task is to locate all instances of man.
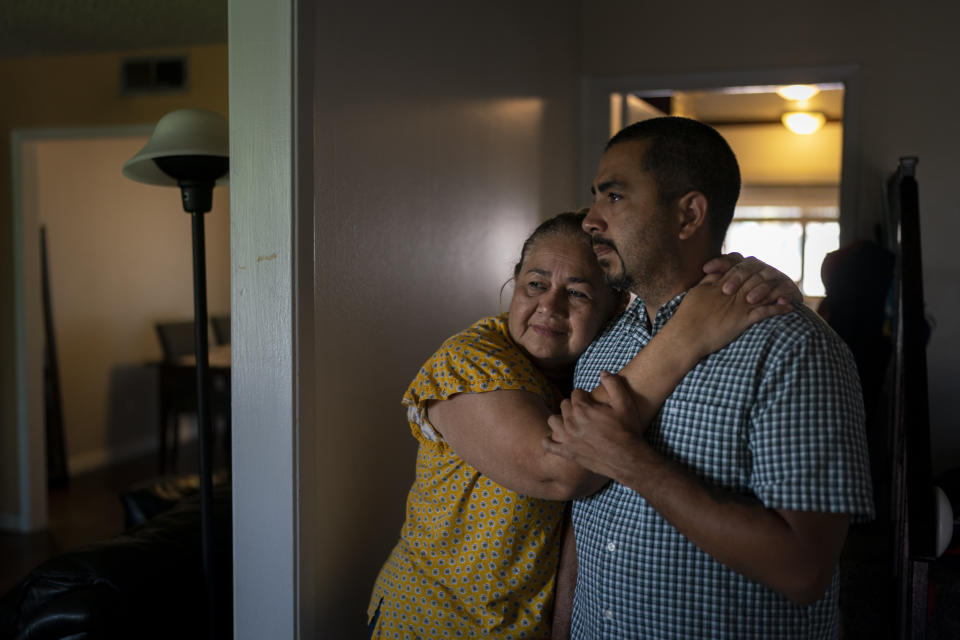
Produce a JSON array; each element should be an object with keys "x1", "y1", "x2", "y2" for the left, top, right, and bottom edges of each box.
[{"x1": 544, "y1": 117, "x2": 874, "y2": 639}]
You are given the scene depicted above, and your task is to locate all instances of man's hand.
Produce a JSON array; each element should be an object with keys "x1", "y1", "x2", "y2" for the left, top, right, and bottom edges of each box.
[
  {"x1": 702, "y1": 253, "x2": 802, "y2": 305},
  {"x1": 543, "y1": 369, "x2": 852, "y2": 607},
  {"x1": 544, "y1": 371, "x2": 645, "y2": 479}
]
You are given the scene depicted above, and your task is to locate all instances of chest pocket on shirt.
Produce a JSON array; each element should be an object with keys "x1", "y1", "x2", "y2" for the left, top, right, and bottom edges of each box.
[{"x1": 648, "y1": 363, "x2": 754, "y2": 490}]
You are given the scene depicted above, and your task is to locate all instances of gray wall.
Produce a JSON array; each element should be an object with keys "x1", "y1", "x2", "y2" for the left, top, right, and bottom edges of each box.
[
  {"x1": 309, "y1": 1, "x2": 581, "y2": 631},
  {"x1": 579, "y1": 0, "x2": 960, "y2": 472}
]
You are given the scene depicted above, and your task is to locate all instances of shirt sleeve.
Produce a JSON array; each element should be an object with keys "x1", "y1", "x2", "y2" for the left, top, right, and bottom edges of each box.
[
  {"x1": 402, "y1": 316, "x2": 560, "y2": 447},
  {"x1": 748, "y1": 320, "x2": 876, "y2": 521}
]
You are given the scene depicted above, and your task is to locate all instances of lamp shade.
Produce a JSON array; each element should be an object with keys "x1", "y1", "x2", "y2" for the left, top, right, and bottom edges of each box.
[{"x1": 122, "y1": 109, "x2": 229, "y2": 186}]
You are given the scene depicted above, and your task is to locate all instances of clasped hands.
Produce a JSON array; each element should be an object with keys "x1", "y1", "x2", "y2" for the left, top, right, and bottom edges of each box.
[{"x1": 544, "y1": 371, "x2": 645, "y2": 481}]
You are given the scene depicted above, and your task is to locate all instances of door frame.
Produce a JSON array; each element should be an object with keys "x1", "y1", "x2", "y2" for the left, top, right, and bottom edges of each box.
[
  {"x1": 229, "y1": 0, "x2": 318, "y2": 636},
  {"x1": 579, "y1": 66, "x2": 862, "y2": 244},
  {"x1": 10, "y1": 125, "x2": 151, "y2": 533}
]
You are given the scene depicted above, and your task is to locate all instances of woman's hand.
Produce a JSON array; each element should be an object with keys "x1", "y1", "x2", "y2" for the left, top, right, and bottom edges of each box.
[
  {"x1": 668, "y1": 269, "x2": 795, "y2": 359},
  {"x1": 577, "y1": 255, "x2": 799, "y2": 441},
  {"x1": 702, "y1": 253, "x2": 803, "y2": 305}
]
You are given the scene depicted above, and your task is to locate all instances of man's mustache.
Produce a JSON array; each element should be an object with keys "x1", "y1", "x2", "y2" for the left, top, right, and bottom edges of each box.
[{"x1": 591, "y1": 237, "x2": 618, "y2": 252}]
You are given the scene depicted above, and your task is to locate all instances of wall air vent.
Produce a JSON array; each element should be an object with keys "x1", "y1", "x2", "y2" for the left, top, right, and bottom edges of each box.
[{"x1": 121, "y1": 56, "x2": 187, "y2": 94}]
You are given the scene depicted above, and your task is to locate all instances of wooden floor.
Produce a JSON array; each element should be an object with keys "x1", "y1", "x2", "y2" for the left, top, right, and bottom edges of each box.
[{"x1": 0, "y1": 441, "x2": 216, "y2": 597}]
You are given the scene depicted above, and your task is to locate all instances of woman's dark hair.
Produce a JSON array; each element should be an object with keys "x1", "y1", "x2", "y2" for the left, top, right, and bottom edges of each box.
[{"x1": 513, "y1": 211, "x2": 590, "y2": 278}]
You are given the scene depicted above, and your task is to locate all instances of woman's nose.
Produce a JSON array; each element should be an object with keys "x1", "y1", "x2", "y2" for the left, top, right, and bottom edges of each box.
[{"x1": 537, "y1": 288, "x2": 567, "y2": 315}]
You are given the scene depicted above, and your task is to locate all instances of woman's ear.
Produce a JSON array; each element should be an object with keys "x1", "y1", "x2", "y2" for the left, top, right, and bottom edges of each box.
[{"x1": 677, "y1": 191, "x2": 709, "y2": 240}]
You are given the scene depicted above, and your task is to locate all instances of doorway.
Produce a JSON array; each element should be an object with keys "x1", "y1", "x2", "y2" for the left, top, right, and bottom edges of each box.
[
  {"x1": 10, "y1": 128, "x2": 231, "y2": 531},
  {"x1": 580, "y1": 67, "x2": 860, "y2": 304}
]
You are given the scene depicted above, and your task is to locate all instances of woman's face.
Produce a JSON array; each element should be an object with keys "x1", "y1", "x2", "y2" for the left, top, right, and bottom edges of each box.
[{"x1": 508, "y1": 233, "x2": 621, "y2": 376}]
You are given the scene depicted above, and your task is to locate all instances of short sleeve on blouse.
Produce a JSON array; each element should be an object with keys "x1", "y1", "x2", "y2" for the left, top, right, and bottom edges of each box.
[{"x1": 401, "y1": 314, "x2": 560, "y2": 447}]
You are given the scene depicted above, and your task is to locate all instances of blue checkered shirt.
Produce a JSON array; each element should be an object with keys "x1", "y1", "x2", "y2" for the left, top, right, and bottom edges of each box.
[{"x1": 570, "y1": 293, "x2": 875, "y2": 639}]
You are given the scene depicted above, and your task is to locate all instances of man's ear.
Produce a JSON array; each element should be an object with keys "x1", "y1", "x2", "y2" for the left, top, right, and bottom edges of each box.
[{"x1": 677, "y1": 191, "x2": 709, "y2": 240}]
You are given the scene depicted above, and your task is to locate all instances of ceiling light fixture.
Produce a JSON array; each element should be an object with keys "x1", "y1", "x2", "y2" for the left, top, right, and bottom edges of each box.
[
  {"x1": 777, "y1": 84, "x2": 821, "y2": 101},
  {"x1": 781, "y1": 111, "x2": 826, "y2": 135}
]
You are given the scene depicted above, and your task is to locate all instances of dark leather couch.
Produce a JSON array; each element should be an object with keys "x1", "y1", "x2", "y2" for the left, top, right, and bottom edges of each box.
[{"x1": 0, "y1": 483, "x2": 231, "y2": 640}]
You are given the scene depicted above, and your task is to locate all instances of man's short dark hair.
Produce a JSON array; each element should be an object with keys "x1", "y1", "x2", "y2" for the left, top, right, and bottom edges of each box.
[{"x1": 607, "y1": 116, "x2": 741, "y2": 250}]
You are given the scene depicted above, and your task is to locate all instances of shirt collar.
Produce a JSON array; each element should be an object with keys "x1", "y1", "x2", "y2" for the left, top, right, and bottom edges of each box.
[{"x1": 625, "y1": 289, "x2": 690, "y2": 336}]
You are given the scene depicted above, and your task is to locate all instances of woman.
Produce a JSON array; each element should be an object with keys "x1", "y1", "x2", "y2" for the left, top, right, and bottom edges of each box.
[{"x1": 368, "y1": 212, "x2": 795, "y2": 639}]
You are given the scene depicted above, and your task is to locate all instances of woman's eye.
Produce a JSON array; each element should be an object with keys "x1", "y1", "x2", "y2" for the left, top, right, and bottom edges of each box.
[
  {"x1": 608, "y1": 192, "x2": 622, "y2": 202},
  {"x1": 568, "y1": 289, "x2": 589, "y2": 299},
  {"x1": 527, "y1": 281, "x2": 547, "y2": 291}
]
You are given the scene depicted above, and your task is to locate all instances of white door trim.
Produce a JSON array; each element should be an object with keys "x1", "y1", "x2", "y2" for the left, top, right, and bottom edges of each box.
[{"x1": 229, "y1": 0, "x2": 317, "y2": 636}]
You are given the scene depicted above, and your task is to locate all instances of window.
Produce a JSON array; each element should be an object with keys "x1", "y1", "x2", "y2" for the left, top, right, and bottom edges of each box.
[
  {"x1": 725, "y1": 206, "x2": 839, "y2": 299},
  {"x1": 723, "y1": 186, "x2": 840, "y2": 300}
]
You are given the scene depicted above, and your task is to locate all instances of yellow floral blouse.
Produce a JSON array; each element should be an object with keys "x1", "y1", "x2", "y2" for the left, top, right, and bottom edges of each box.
[{"x1": 368, "y1": 314, "x2": 566, "y2": 639}]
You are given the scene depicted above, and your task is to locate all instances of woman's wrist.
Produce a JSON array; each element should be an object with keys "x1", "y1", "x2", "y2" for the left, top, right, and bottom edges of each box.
[{"x1": 655, "y1": 314, "x2": 713, "y2": 366}]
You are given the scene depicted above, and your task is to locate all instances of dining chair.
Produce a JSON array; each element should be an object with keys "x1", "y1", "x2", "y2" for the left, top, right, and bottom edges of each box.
[
  {"x1": 154, "y1": 321, "x2": 230, "y2": 474},
  {"x1": 210, "y1": 314, "x2": 230, "y2": 346}
]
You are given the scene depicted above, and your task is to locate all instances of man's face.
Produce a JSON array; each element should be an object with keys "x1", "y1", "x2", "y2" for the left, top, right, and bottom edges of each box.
[{"x1": 583, "y1": 139, "x2": 680, "y2": 298}]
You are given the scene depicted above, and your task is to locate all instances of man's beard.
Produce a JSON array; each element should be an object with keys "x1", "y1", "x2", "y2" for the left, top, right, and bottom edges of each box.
[
  {"x1": 604, "y1": 265, "x2": 634, "y2": 292},
  {"x1": 593, "y1": 238, "x2": 633, "y2": 292}
]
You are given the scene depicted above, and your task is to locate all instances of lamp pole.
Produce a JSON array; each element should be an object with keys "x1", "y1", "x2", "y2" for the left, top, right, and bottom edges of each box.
[
  {"x1": 189, "y1": 202, "x2": 217, "y2": 639},
  {"x1": 168, "y1": 175, "x2": 220, "y2": 639},
  {"x1": 172, "y1": 175, "x2": 223, "y2": 640},
  {"x1": 122, "y1": 110, "x2": 229, "y2": 640},
  {"x1": 161, "y1": 168, "x2": 226, "y2": 640}
]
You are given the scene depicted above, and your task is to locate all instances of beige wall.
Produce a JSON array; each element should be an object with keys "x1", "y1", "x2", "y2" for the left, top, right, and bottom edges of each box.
[
  {"x1": 719, "y1": 122, "x2": 842, "y2": 186},
  {"x1": 305, "y1": 0, "x2": 580, "y2": 629},
  {"x1": 24, "y1": 135, "x2": 229, "y2": 472},
  {"x1": 580, "y1": 1, "x2": 960, "y2": 470},
  {"x1": 0, "y1": 45, "x2": 227, "y2": 523}
]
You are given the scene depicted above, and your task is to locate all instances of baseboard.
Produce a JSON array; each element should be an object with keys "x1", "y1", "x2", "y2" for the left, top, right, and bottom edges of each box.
[
  {"x1": 66, "y1": 418, "x2": 200, "y2": 476},
  {"x1": 2, "y1": 424, "x2": 203, "y2": 530},
  {"x1": 67, "y1": 434, "x2": 159, "y2": 476}
]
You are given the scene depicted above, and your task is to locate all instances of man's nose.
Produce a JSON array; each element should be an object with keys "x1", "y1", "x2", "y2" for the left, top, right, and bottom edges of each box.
[{"x1": 583, "y1": 204, "x2": 605, "y2": 235}]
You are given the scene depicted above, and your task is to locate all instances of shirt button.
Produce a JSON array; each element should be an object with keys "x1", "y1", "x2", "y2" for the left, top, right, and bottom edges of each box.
[
  {"x1": 603, "y1": 609, "x2": 614, "y2": 620},
  {"x1": 606, "y1": 542, "x2": 616, "y2": 552}
]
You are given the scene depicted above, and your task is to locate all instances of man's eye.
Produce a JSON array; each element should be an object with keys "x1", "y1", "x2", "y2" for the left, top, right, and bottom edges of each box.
[
  {"x1": 568, "y1": 289, "x2": 589, "y2": 299},
  {"x1": 608, "y1": 192, "x2": 622, "y2": 202},
  {"x1": 527, "y1": 281, "x2": 547, "y2": 290}
]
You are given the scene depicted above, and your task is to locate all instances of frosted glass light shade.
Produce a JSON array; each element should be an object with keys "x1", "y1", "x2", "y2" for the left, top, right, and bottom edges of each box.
[
  {"x1": 776, "y1": 84, "x2": 820, "y2": 101},
  {"x1": 122, "y1": 109, "x2": 229, "y2": 186},
  {"x1": 781, "y1": 111, "x2": 826, "y2": 135}
]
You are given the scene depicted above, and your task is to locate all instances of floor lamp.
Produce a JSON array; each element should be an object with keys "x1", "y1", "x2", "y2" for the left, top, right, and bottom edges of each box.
[{"x1": 122, "y1": 108, "x2": 228, "y2": 638}]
